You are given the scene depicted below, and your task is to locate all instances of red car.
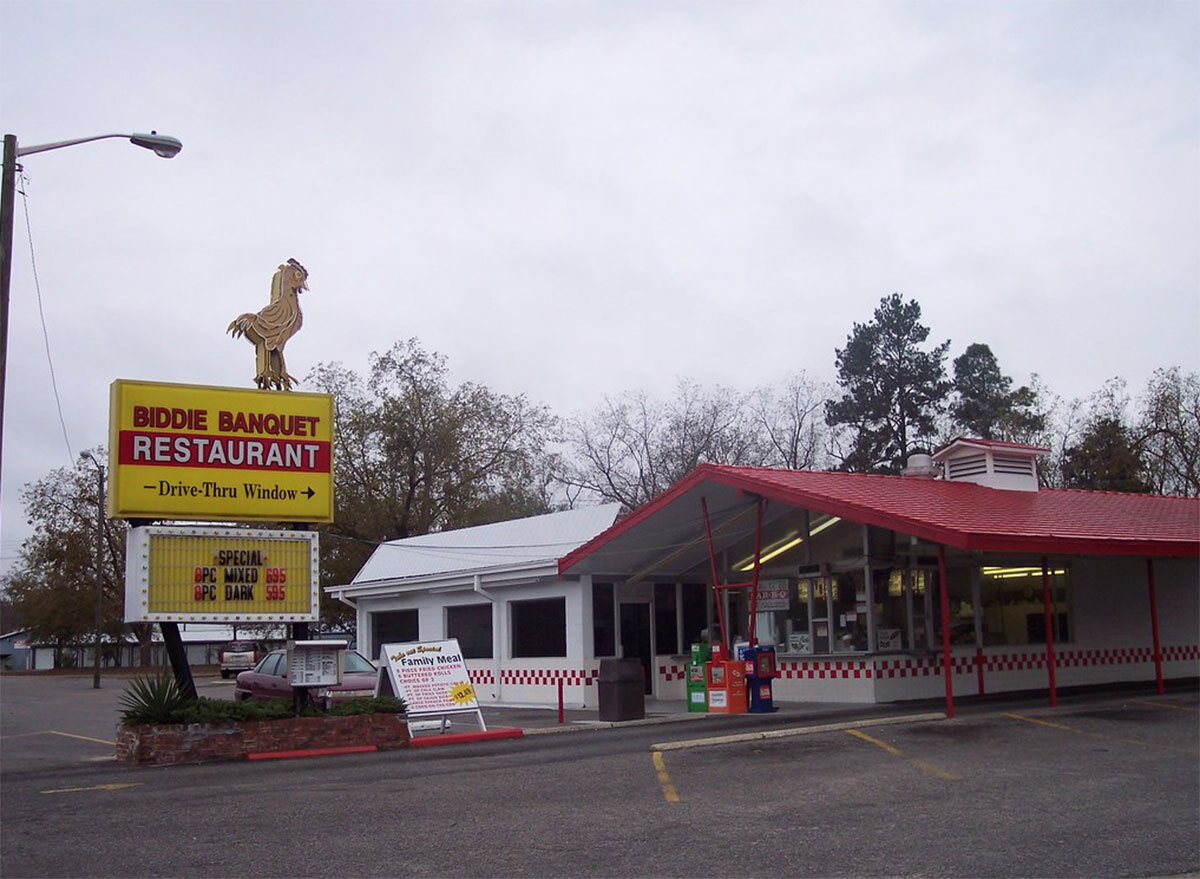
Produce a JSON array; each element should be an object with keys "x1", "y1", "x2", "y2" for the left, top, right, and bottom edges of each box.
[{"x1": 233, "y1": 649, "x2": 380, "y2": 704}]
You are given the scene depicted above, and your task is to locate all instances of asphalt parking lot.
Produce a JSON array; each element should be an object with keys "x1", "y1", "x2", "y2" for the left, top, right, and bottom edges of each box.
[{"x1": 1, "y1": 673, "x2": 1197, "y2": 878}]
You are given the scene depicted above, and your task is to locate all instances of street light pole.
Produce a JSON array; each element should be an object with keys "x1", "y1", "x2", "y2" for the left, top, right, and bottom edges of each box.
[
  {"x1": 0, "y1": 130, "x2": 182, "y2": 489},
  {"x1": 80, "y1": 452, "x2": 106, "y2": 689}
]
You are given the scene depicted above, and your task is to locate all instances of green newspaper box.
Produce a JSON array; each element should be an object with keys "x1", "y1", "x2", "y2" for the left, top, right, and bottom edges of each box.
[{"x1": 687, "y1": 642, "x2": 711, "y2": 712}]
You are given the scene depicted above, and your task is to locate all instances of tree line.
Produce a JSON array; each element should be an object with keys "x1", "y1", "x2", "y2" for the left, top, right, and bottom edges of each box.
[{"x1": 3, "y1": 294, "x2": 1197, "y2": 647}]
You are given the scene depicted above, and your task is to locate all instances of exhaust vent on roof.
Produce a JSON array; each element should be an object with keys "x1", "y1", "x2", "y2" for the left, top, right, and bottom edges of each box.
[
  {"x1": 902, "y1": 453, "x2": 941, "y2": 479},
  {"x1": 932, "y1": 438, "x2": 1047, "y2": 492}
]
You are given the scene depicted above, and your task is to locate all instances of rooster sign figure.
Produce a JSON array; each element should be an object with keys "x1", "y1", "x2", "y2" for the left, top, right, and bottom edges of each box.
[{"x1": 228, "y1": 259, "x2": 308, "y2": 391}]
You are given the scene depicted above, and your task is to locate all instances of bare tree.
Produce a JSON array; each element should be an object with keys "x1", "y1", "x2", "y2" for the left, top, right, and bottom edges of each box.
[
  {"x1": 750, "y1": 372, "x2": 832, "y2": 470},
  {"x1": 1137, "y1": 367, "x2": 1200, "y2": 497},
  {"x1": 561, "y1": 379, "x2": 776, "y2": 510}
]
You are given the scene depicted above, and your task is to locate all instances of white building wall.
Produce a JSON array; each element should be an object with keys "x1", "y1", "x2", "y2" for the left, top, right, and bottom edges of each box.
[
  {"x1": 346, "y1": 554, "x2": 1197, "y2": 708},
  {"x1": 355, "y1": 576, "x2": 601, "y2": 709}
]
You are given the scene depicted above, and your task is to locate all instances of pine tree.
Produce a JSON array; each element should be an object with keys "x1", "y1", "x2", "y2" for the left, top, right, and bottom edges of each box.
[{"x1": 825, "y1": 293, "x2": 951, "y2": 473}]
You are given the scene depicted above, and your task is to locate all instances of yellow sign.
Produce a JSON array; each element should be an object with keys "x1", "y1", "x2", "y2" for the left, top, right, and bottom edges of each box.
[
  {"x1": 125, "y1": 526, "x2": 318, "y2": 622},
  {"x1": 108, "y1": 379, "x2": 333, "y2": 523}
]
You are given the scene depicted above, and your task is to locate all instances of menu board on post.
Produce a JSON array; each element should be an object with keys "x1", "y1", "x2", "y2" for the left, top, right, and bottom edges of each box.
[
  {"x1": 376, "y1": 639, "x2": 486, "y2": 735},
  {"x1": 288, "y1": 640, "x2": 346, "y2": 687}
]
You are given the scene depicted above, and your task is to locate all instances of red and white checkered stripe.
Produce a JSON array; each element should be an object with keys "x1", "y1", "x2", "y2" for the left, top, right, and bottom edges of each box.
[
  {"x1": 1163, "y1": 645, "x2": 1200, "y2": 662},
  {"x1": 788, "y1": 643, "x2": 1200, "y2": 680},
  {"x1": 778, "y1": 660, "x2": 875, "y2": 680},
  {"x1": 658, "y1": 664, "x2": 686, "y2": 682},
  {"x1": 500, "y1": 668, "x2": 599, "y2": 687}
]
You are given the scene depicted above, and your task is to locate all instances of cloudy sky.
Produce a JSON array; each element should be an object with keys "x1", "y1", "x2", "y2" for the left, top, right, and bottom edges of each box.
[{"x1": 2, "y1": 1, "x2": 1197, "y2": 573}]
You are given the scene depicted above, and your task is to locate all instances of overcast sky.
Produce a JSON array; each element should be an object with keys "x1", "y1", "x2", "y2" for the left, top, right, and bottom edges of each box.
[{"x1": 2, "y1": 1, "x2": 1197, "y2": 574}]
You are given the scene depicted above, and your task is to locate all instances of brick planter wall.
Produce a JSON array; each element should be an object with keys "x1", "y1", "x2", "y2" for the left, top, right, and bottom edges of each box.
[{"x1": 117, "y1": 713, "x2": 409, "y2": 766}]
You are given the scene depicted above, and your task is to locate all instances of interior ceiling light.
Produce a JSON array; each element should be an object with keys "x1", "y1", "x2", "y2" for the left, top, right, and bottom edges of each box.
[
  {"x1": 734, "y1": 517, "x2": 842, "y2": 571},
  {"x1": 737, "y1": 535, "x2": 802, "y2": 571},
  {"x1": 982, "y1": 566, "x2": 1067, "y2": 579}
]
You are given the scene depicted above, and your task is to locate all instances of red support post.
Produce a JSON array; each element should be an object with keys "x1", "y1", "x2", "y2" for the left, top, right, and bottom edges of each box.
[
  {"x1": 975, "y1": 647, "x2": 985, "y2": 696},
  {"x1": 700, "y1": 497, "x2": 730, "y2": 654},
  {"x1": 557, "y1": 678, "x2": 565, "y2": 724},
  {"x1": 1146, "y1": 558, "x2": 1165, "y2": 695},
  {"x1": 937, "y1": 547, "x2": 954, "y2": 718},
  {"x1": 748, "y1": 498, "x2": 764, "y2": 646},
  {"x1": 1042, "y1": 557, "x2": 1058, "y2": 708}
]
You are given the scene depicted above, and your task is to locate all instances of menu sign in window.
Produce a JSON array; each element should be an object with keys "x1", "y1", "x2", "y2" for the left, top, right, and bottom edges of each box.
[{"x1": 377, "y1": 639, "x2": 478, "y2": 715}]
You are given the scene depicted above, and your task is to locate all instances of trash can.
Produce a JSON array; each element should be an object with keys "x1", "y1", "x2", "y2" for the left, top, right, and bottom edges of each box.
[{"x1": 598, "y1": 658, "x2": 645, "y2": 721}]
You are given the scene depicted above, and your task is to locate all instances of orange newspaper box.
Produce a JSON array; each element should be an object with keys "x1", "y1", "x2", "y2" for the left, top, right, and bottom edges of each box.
[{"x1": 705, "y1": 658, "x2": 747, "y2": 714}]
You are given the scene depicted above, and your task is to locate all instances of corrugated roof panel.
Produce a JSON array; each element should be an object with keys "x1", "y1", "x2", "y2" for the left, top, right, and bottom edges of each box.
[{"x1": 352, "y1": 504, "x2": 622, "y2": 584}]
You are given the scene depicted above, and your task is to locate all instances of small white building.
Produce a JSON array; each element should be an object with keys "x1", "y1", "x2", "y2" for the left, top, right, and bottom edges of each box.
[
  {"x1": 330, "y1": 505, "x2": 621, "y2": 707},
  {"x1": 331, "y1": 438, "x2": 1200, "y2": 711}
]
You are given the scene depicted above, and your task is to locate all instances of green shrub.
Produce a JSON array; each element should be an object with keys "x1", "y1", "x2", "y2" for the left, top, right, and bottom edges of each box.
[
  {"x1": 327, "y1": 696, "x2": 407, "y2": 716},
  {"x1": 118, "y1": 674, "x2": 189, "y2": 725},
  {"x1": 172, "y1": 697, "x2": 298, "y2": 724},
  {"x1": 120, "y1": 685, "x2": 408, "y2": 726}
]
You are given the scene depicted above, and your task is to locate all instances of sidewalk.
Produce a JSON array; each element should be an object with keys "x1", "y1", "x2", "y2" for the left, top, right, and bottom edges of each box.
[
  {"x1": 446, "y1": 677, "x2": 1198, "y2": 738},
  {"x1": 461, "y1": 695, "x2": 935, "y2": 736}
]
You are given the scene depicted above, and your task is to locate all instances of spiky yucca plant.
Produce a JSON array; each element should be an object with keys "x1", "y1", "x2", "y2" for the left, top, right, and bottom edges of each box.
[{"x1": 118, "y1": 674, "x2": 190, "y2": 725}]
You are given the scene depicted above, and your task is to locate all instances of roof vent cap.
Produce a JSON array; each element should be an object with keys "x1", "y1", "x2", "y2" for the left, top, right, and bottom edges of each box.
[{"x1": 902, "y1": 453, "x2": 940, "y2": 479}]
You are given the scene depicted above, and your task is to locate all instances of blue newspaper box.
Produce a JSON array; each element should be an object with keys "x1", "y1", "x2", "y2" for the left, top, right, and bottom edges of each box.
[{"x1": 743, "y1": 644, "x2": 777, "y2": 713}]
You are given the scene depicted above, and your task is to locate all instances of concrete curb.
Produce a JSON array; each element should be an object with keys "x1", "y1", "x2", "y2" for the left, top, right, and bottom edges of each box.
[
  {"x1": 651, "y1": 711, "x2": 946, "y2": 751},
  {"x1": 523, "y1": 712, "x2": 713, "y2": 735}
]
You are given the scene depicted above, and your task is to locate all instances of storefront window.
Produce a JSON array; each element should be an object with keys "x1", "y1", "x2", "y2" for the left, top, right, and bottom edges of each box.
[
  {"x1": 930, "y1": 566, "x2": 974, "y2": 647},
  {"x1": 373, "y1": 610, "x2": 418, "y2": 649},
  {"x1": 910, "y1": 569, "x2": 931, "y2": 650},
  {"x1": 681, "y1": 583, "x2": 709, "y2": 648},
  {"x1": 979, "y1": 565, "x2": 1072, "y2": 645},
  {"x1": 811, "y1": 576, "x2": 832, "y2": 653},
  {"x1": 872, "y1": 569, "x2": 907, "y2": 651},
  {"x1": 832, "y1": 571, "x2": 867, "y2": 652},
  {"x1": 512, "y1": 598, "x2": 566, "y2": 657},
  {"x1": 446, "y1": 603, "x2": 492, "y2": 659},
  {"x1": 592, "y1": 582, "x2": 615, "y2": 657},
  {"x1": 654, "y1": 583, "x2": 678, "y2": 655}
]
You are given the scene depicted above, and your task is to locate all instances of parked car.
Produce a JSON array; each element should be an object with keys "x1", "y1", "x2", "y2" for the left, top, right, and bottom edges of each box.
[
  {"x1": 219, "y1": 641, "x2": 265, "y2": 679},
  {"x1": 232, "y1": 648, "x2": 380, "y2": 704}
]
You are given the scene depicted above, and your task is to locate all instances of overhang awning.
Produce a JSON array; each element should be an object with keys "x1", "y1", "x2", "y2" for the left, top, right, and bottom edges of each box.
[{"x1": 559, "y1": 464, "x2": 1200, "y2": 576}]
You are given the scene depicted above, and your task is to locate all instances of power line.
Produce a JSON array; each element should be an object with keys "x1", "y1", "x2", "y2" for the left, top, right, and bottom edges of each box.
[{"x1": 18, "y1": 169, "x2": 73, "y2": 463}]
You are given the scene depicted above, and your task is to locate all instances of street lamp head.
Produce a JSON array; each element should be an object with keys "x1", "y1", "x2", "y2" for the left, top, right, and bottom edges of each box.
[{"x1": 129, "y1": 131, "x2": 183, "y2": 159}]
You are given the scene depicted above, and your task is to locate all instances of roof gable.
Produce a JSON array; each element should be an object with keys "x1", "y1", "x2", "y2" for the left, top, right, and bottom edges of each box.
[{"x1": 352, "y1": 504, "x2": 622, "y2": 585}]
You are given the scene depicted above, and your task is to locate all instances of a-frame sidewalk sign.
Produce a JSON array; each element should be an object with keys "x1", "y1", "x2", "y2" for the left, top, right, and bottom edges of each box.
[{"x1": 375, "y1": 639, "x2": 486, "y2": 736}]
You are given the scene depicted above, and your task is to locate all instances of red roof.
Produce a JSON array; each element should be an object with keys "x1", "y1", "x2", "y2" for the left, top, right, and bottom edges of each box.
[
  {"x1": 559, "y1": 464, "x2": 1200, "y2": 574},
  {"x1": 933, "y1": 436, "x2": 1051, "y2": 458}
]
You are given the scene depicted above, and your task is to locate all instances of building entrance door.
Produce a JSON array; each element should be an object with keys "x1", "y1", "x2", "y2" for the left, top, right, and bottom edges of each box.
[{"x1": 620, "y1": 603, "x2": 653, "y2": 695}]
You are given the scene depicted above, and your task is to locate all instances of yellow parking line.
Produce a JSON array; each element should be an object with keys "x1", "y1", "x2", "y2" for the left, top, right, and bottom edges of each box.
[
  {"x1": 1003, "y1": 713, "x2": 1200, "y2": 755},
  {"x1": 47, "y1": 730, "x2": 117, "y2": 746},
  {"x1": 1130, "y1": 699, "x2": 1198, "y2": 714},
  {"x1": 42, "y1": 783, "x2": 142, "y2": 795},
  {"x1": 846, "y1": 729, "x2": 959, "y2": 780},
  {"x1": 651, "y1": 750, "x2": 681, "y2": 803}
]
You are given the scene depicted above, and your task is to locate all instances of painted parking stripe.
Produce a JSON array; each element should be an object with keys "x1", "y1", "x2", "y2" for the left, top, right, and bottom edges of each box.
[
  {"x1": 47, "y1": 730, "x2": 117, "y2": 746},
  {"x1": 651, "y1": 751, "x2": 680, "y2": 803},
  {"x1": 1129, "y1": 699, "x2": 1198, "y2": 713},
  {"x1": 41, "y1": 783, "x2": 142, "y2": 795},
  {"x1": 1003, "y1": 713, "x2": 1200, "y2": 755},
  {"x1": 845, "y1": 729, "x2": 959, "y2": 781},
  {"x1": 651, "y1": 712, "x2": 944, "y2": 752}
]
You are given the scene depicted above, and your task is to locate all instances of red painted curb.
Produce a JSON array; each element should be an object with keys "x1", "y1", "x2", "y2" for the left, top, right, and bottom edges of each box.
[
  {"x1": 409, "y1": 728, "x2": 524, "y2": 748},
  {"x1": 246, "y1": 744, "x2": 379, "y2": 761}
]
